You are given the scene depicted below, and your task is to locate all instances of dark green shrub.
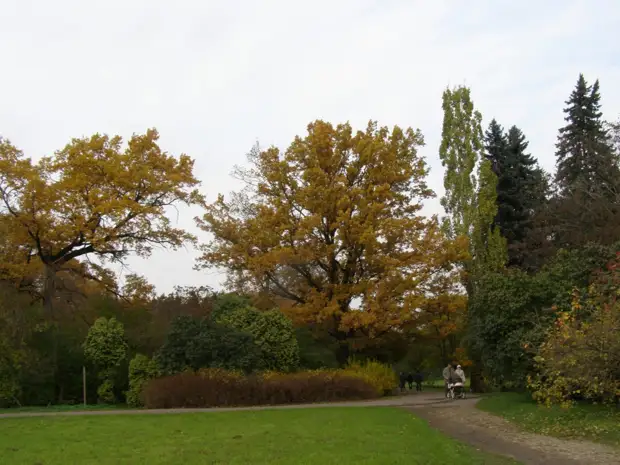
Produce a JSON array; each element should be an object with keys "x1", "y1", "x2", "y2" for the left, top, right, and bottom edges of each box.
[
  {"x1": 155, "y1": 316, "x2": 262, "y2": 374},
  {"x1": 218, "y1": 307, "x2": 299, "y2": 372}
]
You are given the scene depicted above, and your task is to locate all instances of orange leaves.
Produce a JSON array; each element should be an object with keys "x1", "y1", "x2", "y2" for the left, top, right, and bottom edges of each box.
[
  {"x1": 0, "y1": 129, "x2": 203, "y2": 299},
  {"x1": 197, "y1": 119, "x2": 466, "y2": 341}
]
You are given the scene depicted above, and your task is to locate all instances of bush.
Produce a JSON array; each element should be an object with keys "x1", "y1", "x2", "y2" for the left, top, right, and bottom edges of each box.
[
  {"x1": 155, "y1": 316, "x2": 263, "y2": 374},
  {"x1": 528, "y1": 292, "x2": 620, "y2": 406},
  {"x1": 529, "y1": 253, "x2": 620, "y2": 406},
  {"x1": 344, "y1": 359, "x2": 397, "y2": 395},
  {"x1": 218, "y1": 307, "x2": 300, "y2": 372},
  {"x1": 142, "y1": 369, "x2": 378, "y2": 409},
  {"x1": 126, "y1": 354, "x2": 160, "y2": 407}
]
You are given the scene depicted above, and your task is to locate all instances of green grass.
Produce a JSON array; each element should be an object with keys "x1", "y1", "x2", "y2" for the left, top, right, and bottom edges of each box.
[
  {"x1": 478, "y1": 392, "x2": 620, "y2": 447},
  {"x1": 0, "y1": 407, "x2": 518, "y2": 464}
]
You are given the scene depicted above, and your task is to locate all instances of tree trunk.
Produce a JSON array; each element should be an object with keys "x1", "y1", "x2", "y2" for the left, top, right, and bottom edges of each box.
[
  {"x1": 469, "y1": 364, "x2": 489, "y2": 393},
  {"x1": 335, "y1": 342, "x2": 350, "y2": 367},
  {"x1": 43, "y1": 264, "x2": 60, "y2": 402}
]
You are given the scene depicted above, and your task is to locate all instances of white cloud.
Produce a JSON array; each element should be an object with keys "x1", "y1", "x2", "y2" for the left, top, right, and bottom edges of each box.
[{"x1": 1, "y1": 0, "x2": 619, "y2": 293}]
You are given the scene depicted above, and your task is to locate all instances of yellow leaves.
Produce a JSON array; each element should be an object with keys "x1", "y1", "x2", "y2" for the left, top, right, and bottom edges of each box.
[
  {"x1": 0, "y1": 129, "x2": 203, "y2": 300},
  {"x1": 198, "y1": 119, "x2": 466, "y2": 341},
  {"x1": 122, "y1": 273, "x2": 156, "y2": 305}
]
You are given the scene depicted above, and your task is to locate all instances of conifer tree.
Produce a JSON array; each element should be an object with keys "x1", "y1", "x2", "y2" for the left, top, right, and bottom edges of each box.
[
  {"x1": 555, "y1": 74, "x2": 618, "y2": 195},
  {"x1": 483, "y1": 121, "x2": 547, "y2": 267}
]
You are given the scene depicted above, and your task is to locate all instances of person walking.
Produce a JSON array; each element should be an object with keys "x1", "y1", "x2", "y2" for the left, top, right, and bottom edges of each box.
[
  {"x1": 455, "y1": 365, "x2": 466, "y2": 385},
  {"x1": 413, "y1": 369, "x2": 423, "y2": 392},
  {"x1": 442, "y1": 362, "x2": 455, "y2": 397},
  {"x1": 406, "y1": 372, "x2": 414, "y2": 390},
  {"x1": 399, "y1": 372, "x2": 407, "y2": 392}
]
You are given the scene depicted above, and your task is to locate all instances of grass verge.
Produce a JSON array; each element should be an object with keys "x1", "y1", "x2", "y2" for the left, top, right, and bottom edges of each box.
[
  {"x1": 477, "y1": 392, "x2": 620, "y2": 447},
  {"x1": 0, "y1": 403, "x2": 129, "y2": 414},
  {"x1": 0, "y1": 407, "x2": 518, "y2": 464}
]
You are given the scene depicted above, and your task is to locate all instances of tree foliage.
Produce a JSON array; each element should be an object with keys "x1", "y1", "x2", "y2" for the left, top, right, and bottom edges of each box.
[
  {"x1": 544, "y1": 75, "x2": 620, "y2": 251},
  {"x1": 155, "y1": 316, "x2": 262, "y2": 374},
  {"x1": 405, "y1": 273, "x2": 467, "y2": 365},
  {"x1": 126, "y1": 354, "x2": 159, "y2": 407},
  {"x1": 83, "y1": 317, "x2": 128, "y2": 403},
  {"x1": 439, "y1": 86, "x2": 505, "y2": 280},
  {"x1": 218, "y1": 307, "x2": 300, "y2": 372},
  {"x1": 484, "y1": 121, "x2": 548, "y2": 268},
  {"x1": 529, "y1": 254, "x2": 620, "y2": 406},
  {"x1": 197, "y1": 120, "x2": 466, "y2": 363},
  {"x1": 0, "y1": 129, "x2": 203, "y2": 305},
  {"x1": 469, "y1": 242, "x2": 620, "y2": 388},
  {"x1": 554, "y1": 74, "x2": 618, "y2": 195}
]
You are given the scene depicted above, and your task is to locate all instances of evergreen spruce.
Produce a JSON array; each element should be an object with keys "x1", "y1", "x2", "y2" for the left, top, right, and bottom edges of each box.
[
  {"x1": 484, "y1": 120, "x2": 547, "y2": 267},
  {"x1": 554, "y1": 74, "x2": 618, "y2": 195}
]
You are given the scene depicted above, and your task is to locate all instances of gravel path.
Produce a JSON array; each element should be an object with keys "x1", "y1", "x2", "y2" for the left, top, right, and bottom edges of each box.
[
  {"x1": 408, "y1": 397, "x2": 620, "y2": 465},
  {"x1": 0, "y1": 393, "x2": 445, "y2": 418}
]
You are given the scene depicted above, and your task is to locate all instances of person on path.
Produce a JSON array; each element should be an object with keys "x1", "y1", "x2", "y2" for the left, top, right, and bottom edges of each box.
[
  {"x1": 442, "y1": 363, "x2": 455, "y2": 397},
  {"x1": 406, "y1": 372, "x2": 414, "y2": 390},
  {"x1": 413, "y1": 369, "x2": 423, "y2": 392},
  {"x1": 455, "y1": 365, "x2": 466, "y2": 385},
  {"x1": 399, "y1": 372, "x2": 407, "y2": 391}
]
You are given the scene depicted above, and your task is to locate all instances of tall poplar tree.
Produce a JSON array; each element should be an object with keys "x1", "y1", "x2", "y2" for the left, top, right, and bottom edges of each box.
[{"x1": 439, "y1": 86, "x2": 505, "y2": 284}]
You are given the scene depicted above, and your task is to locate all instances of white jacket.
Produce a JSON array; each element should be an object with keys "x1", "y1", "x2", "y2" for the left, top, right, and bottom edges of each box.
[{"x1": 455, "y1": 368, "x2": 466, "y2": 384}]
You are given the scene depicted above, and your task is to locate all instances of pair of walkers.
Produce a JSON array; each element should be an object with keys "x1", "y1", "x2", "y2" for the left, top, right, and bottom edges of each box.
[
  {"x1": 399, "y1": 371, "x2": 424, "y2": 392},
  {"x1": 442, "y1": 363, "x2": 466, "y2": 396}
]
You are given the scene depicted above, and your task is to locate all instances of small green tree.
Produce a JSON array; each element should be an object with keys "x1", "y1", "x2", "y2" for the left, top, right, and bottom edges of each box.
[
  {"x1": 211, "y1": 293, "x2": 253, "y2": 321},
  {"x1": 218, "y1": 307, "x2": 300, "y2": 372},
  {"x1": 83, "y1": 317, "x2": 128, "y2": 403},
  {"x1": 126, "y1": 354, "x2": 159, "y2": 407},
  {"x1": 155, "y1": 315, "x2": 263, "y2": 374}
]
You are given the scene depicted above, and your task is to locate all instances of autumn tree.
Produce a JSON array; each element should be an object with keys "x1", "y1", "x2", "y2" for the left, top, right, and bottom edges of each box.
[
  {"x1": 0, "y1": 130, "x2": 202, "y2": 396},
  {"x1": 197, "y1": 120, "x2": 466, "y2": 364},
  {"x1": 405, "y1": 272, "x2": 467, "y2": 365},
  {"x1": 0, "y1": 129, "x2": 203, "y2": 310}
]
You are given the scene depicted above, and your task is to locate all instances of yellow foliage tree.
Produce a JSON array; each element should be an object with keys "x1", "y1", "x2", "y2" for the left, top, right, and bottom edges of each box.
[
  {"x1": 0, "y1": 129, "x2": 203, "y2": 313},
  {"x1": 196, "y1": 120, "x2": 467, "y2": 363},
  {"x1": 405, "y1": 272, "x2": 467, "y2": 365}
]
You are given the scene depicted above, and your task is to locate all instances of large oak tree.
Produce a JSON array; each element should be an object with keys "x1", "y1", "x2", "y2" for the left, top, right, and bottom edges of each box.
[
  {"x1": 196, "y1": 120, "x2": 466, "y2": 363},
  {"x1": 0, "y1": 129, "x2": 203, "y2": 311}
]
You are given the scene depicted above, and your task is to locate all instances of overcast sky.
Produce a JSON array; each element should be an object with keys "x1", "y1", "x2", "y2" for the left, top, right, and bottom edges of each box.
[{"x1": 2, "y1": 0, "x2": 619, "y2": 294}]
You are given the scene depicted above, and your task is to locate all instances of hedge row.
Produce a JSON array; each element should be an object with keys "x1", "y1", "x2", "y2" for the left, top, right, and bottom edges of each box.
[{"x1": 142, "y1": 369, "x2": 379, "y2": 408}]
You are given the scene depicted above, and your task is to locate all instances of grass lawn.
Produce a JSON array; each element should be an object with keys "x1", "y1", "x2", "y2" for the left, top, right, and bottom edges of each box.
[
  {"x1": 478, "y1": 392, "x2": 620, "y2": 447},
  {"x1": 0, "y1": 407, "x2": 518, "y2": 465}
]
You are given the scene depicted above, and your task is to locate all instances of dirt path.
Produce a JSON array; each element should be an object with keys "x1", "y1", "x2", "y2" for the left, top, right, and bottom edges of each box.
[
  {"x1": 0, "y1": 392, "x2": 445, "y2": 418},
  {"x1": 408, "y1": 397, "x2": 620, "y2": 465}
]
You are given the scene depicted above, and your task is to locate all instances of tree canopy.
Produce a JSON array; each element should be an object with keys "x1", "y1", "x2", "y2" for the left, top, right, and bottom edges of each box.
[
  {"x1": 0, "y1": 129, "x2": 204, "y2": 303},
  {"x1": 197, "y1": 120, "x2": 466, "y2": 362}
]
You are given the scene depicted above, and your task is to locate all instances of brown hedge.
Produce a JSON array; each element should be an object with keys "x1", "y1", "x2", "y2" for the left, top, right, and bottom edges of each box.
[{"x1": 142, "y1": 370, "x2": 379, "y2": 409}]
